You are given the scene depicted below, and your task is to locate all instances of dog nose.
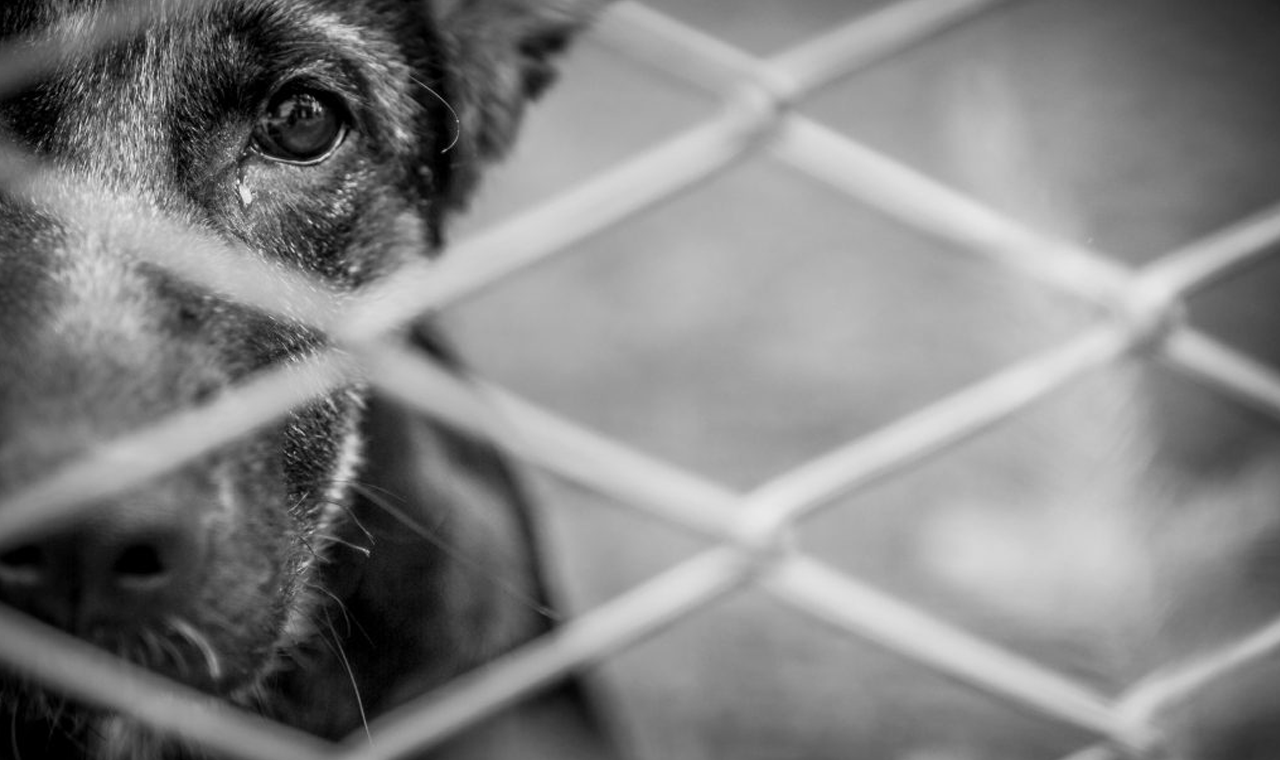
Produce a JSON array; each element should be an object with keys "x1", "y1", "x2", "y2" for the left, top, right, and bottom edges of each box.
[{"x1": 0, "y1": 502, "x2": 206, "y2": 633}]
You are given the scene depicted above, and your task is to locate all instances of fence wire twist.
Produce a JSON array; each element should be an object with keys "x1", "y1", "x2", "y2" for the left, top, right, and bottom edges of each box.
[{"x1": 4, "y1": 1, "x2": 1280, "y2": 759}]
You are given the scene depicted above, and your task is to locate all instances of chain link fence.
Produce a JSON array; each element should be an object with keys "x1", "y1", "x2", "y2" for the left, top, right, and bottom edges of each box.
[{"x1": 3, "y1": 1, "x2": 1280, "y2": 758}]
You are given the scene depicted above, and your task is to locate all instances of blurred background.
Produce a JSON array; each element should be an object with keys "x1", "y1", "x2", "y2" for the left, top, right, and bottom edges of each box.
[{"x1": 443, "y1": 2, "x2": 1280, "y2": 758}]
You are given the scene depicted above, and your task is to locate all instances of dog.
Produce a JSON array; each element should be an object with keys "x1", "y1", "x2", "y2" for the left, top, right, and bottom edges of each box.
[{"x1": 0, "y1": 1, "x2": 613, "y2": 758}]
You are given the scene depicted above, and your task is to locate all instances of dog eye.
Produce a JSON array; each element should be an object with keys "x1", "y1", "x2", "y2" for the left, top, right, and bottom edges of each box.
[{"x1": 252, "y1": 87, "x2": 349, "y2": 165}]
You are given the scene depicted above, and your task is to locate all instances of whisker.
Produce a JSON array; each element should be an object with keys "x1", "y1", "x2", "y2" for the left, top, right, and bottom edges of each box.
[
  {"x1": 290, "y1": 481, "x2": 375, "y2": 549},
  {"x1": 143, "y1": 629, "x2": 167, "y2": 670},
  {"x1": 319, "y1": 608, "x2": 372, "y2": 747},
  {"x1": 287, "y1": 488, "x2": 316, "y2": 520},
  {"x1": 318, "y1": 480, "x2": 379, "y2": 544},
  {"x1": 309, "y1": 530, "x2": 372, "y2": 558},
  {"x1": 10, "y1": 703, "x2": 22, "y2": 760},
  {"x1": 156, "y1": 633, "x2": 188, "y2": 678},
  {"x1": 349, "y1": 481, "x2": 559, "y2": 621},
  {"x1": 166, "y1": 617, "x2": 224, "y2": 684},
  {"x1": 307, "y1": 580, "x2": 377, "y2": 649},
  {"x1": 45, "y1": 702, "x2": 62, "y2": 744},
  {"x1": 410, "y1": 75, "x2": 461, "y2": 154}
]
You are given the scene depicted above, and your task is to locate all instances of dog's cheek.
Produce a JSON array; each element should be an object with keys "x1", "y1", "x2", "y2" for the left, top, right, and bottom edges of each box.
[
  {"x1": 187, "y1": 443, "x2": 299, "y2": 686},
  {"x1": 282, "y1": 394, "x2": 367, "y2": 557},
  {"x1": 231, "y1": 162, "x2": 363, "y2": 280},
  {"x1": 281, "y1": 394, "x2": 364, "y2": 508},
  {"x1": 224, "y1": 155, "x2": 412, "y2": 288},
  {"x1": 170, "y1": 404, "x2": 362, "y2": 690}
]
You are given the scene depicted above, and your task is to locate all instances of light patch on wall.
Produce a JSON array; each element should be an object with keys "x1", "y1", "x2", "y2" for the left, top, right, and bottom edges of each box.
[{"x1": 915, "y1": 497, "x2": 1149, "y2": 627}]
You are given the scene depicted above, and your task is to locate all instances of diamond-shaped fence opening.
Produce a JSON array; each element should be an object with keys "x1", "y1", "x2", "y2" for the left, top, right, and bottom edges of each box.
[{"x1": 3, "y1": 1, "x2": 1280, "y2": 759}]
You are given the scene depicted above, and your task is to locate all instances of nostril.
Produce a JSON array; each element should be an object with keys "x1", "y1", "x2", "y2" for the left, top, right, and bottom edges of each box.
[
  {"x1": 111, "y1": 543, "x2": 169, "y2": 584},
  {"x1": 0, "y1": 510, "x2": 205, "y2": 630},
  {"x1": 0, "y1": 544, "x2": 48, "y2": 585},
  {"x1": 1, "y1": 544, "x2": 44, "y2": 569}
]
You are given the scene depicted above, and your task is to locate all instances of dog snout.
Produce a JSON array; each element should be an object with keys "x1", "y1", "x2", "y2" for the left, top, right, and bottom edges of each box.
[
  {"x1": 0, "y1": 196, "x2": 253, "y2": 641},
  {"x1": 0, "y1": 496, "x2": 209, "y2": 635}
]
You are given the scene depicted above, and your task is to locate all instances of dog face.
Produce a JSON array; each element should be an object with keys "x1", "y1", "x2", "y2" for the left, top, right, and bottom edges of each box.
[{"x1": 0, "y1": 0, "x2": 598, "y2": 751}]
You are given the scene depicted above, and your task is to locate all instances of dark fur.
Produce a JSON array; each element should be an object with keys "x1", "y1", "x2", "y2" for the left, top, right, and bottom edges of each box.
[{"x1": 0, "y1": 1, "x2": 610, "y2": 758}]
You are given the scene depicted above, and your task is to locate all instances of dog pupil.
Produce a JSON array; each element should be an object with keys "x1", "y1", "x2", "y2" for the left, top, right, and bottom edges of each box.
[{"x1": 262, "y1": 91, "x2": 339, "y2": 160}]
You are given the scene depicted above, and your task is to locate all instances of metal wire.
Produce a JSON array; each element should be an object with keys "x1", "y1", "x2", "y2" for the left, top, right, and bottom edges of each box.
[
  {"x1": 763, "y1": 556, "x2": 1155, "y2": 753},
  {"x1": 4, "y1": 1, "x2": 1280, "y2": 759}
]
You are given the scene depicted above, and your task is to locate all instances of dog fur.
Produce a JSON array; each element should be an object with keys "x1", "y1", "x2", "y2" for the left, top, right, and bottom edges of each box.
[{"x1": 0, "y1": 1, "x2": 611, "y2": 758}]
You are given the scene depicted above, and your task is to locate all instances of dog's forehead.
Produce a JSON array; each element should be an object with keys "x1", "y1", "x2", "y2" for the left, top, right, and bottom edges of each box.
[
  {"x1": 2, "y1": 0, "x2": 395, "y2": 33},
  {"x1": 0, "y1": 0, "x2": 425, "y2": 169},
  {"x1": 0, "y1": 1, "x2": 416, "y2": 82}
]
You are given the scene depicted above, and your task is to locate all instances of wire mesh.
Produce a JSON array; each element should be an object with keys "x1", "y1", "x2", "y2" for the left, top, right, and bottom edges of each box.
[{"x1": 2, "y1": 1, "x2": 1280, "y2": 759}]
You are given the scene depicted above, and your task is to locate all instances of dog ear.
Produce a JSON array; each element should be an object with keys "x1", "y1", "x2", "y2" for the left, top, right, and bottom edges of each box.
[{"x1": 429, "y1": 0, "x2": 607, "y2": 210}]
